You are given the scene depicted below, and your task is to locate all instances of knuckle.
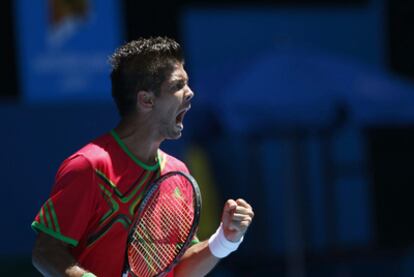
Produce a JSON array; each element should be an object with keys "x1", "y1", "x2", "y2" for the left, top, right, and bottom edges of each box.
[{"x1": 240, "y1": 221, "x2": 249, "y2": 228}]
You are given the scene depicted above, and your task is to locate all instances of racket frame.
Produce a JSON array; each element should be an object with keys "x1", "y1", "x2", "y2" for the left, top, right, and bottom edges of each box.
[{"x1": 124, "y1": 171, "x2": 202, "y2": 277}]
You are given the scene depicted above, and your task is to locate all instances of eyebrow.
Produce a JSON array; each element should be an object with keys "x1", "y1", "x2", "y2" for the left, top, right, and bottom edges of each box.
[
  {"x1": 170, "y1": 74, "x2": 188, "y2": 82},
  {"x1": 170, "y1": 78, "x2": 188, "y2": 89},
  {"x1": 169, "y1": 80, "x2": 186, "y2": 90}
]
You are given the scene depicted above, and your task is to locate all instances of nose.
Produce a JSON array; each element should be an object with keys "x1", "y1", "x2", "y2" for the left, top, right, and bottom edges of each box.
[{"x1": 185, "y1": 86, "x2": 194, "y2": 102}]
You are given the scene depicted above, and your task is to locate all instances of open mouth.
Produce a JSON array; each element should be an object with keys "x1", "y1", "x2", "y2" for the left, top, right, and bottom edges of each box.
[
  {"x1": 175, "y1": 105, "x2": 191, "y2": 129},
  {"x1": 176, "y1": 110, "x2": 186, "y2": 124}
]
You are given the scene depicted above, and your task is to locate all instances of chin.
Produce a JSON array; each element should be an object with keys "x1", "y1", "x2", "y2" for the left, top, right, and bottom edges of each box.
[
  {"x1": 165, "y1": 130, "x2": 182, "y2": 140},
  {"x1": 170, "y1": 132, "x2": 182, "y2": 140}
]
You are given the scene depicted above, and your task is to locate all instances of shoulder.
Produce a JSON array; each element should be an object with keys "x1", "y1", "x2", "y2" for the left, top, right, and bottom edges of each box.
[
  {"x1": 69, "y1": 133, "x2": 114, "y2": 169},
  {"x1": 52, "y1": 154, "x2": 96, "y2": 195},
  {"x1": 54, "y1": 133, "x2": 114, "y2": 184},
  {"x1": 158, "y1": 149, "x2": 189, "y2": 174}
]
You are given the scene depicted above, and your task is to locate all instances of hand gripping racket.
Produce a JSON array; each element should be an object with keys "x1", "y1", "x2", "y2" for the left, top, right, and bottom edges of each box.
[{"x1": 122, "y1": 171, "x2": 202, "y2": 277}]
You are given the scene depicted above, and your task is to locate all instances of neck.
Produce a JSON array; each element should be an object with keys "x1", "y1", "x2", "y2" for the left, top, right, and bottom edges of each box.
[{"x1": 113, "y1": 117, "x2": 163, "y2": 166}]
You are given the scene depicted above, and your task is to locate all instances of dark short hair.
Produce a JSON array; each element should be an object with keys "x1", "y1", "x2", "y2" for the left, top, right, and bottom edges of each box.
[{"x1": 110, "y1": 37, "x2": 184, "y2": 117}]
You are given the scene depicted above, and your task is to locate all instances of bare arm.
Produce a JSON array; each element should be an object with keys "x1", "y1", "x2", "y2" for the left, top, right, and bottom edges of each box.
[
  {"x1": 174, "y1": 241, "x2": 220, "y2": 277},
  {"x1": 32, "y1": 232, "x2": 91, "y2": 277},
  {"x1": 174, "y1": 198, "x2": 254, "y2": 277}
]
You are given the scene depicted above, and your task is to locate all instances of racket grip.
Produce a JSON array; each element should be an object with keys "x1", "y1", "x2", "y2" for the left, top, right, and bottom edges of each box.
[{"x1": 208, "y1": 223, "x2": 244, "y2": 258}]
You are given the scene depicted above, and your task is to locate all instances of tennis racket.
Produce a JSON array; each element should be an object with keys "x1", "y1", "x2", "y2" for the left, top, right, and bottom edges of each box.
[{"x1": 122, "y1": 171, "x2": 202, "y2": 277}]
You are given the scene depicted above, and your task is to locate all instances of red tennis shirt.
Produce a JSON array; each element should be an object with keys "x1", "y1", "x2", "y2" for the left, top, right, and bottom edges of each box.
[{"x1": 32, "y1": 130, "x2": 198, "y2": 277}]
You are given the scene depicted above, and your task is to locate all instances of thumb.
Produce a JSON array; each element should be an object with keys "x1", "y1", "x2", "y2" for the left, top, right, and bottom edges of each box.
[{"x1": 222, "y1": 199, "x2": 237, "y2": 225}]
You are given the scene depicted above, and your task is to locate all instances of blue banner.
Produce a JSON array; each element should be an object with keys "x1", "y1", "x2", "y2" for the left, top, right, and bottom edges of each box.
[{"x1": 15, "y1": 0, "x2": 123, "y2": 103}]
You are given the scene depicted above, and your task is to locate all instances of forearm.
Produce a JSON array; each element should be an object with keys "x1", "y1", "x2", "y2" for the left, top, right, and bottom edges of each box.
[
  {"x1": 174, "y1": 213, "x2": 249, "y2": 277},
  {"x1": 174, "y1": 240, "x2": 220, "y2": 277}
]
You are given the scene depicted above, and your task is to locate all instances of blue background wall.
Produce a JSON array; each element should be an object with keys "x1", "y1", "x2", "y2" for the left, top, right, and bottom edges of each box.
[{"x1": 2, "y1": 0, "x2": 414, "y2": 276}]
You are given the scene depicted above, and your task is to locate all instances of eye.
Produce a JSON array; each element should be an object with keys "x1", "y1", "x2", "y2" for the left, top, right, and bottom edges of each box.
[{"x1": 173, "y1": 81, "x2": 186, "y2": 91}]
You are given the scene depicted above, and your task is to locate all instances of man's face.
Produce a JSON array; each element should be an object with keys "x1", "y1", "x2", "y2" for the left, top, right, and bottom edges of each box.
[{"x1": 152, "y1": 62, "x2": 194, "y2": 140}]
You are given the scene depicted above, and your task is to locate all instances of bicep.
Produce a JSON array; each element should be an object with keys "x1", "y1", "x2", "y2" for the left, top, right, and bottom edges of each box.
[
  {"x1": 32, "y1": 232, "x2": 77, "y2": 276},
  {"x1": 33, "y1": 231, "x2": 72, "y2": 254}
]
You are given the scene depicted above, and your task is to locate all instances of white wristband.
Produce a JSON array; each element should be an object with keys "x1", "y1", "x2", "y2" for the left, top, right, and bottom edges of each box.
[{"x1": 208, "y1": 223, "x2": 244, "y2": 258}]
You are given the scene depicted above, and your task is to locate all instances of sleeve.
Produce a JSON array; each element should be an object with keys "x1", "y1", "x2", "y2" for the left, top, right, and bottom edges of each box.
[{"x1": 31, "y1": 154, "x2": 99, "y2": 247}]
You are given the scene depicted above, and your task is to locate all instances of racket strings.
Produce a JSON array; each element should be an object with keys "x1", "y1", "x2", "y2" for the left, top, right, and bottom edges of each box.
[
  {"x1": 156, "y1": 194, "x2": 193, "y2": 237},
  {"x1": 133, "y1": 194, "x2": 193, "y2": 251},
  {"x1": 134, "y1": 193, "x2": 193, "y2": 242},
  {"x1": 131, "y1": 222, "x2": 175, "y2": 268},
  {"x1": 130, "y1": 223, "x2": 172, "y2": 275},
  {"x1": 130, "y1": 202, "x2": 193, "y2": 275},
  {"x1": 130, "y1": 215, "x2": 192, "y2": 275},
  {"x1": 131, "y1": 223, "x2": 171, "y2": 265},
  {"x1": 130, "y1": 241, "x2": 167, "y2": 275},
  {"x1": 128, "y1": 178, "x2": 196, "y2": 277},
  {"x1": 130, "y1": 219, "x2": 174, "y2": 272},
  {"x1": 132, "y1": 218, "x2": 177, "y2": 261}
]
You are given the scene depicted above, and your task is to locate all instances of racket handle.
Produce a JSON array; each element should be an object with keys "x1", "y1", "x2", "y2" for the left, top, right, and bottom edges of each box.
[{"x1": 208, "y1": 223, "x2": 244, "y2": 258}]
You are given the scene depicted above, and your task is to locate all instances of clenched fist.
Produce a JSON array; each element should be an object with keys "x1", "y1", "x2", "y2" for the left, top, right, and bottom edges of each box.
[{"x1": 221, "y1": 199, "x2": 254, "y2": 242}]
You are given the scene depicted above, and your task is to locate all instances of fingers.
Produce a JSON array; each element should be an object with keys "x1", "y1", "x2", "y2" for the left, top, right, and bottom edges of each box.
[
  {"x1": 226, "y1": 219, "x2": 252, "y2": 232},
  {"x1": 231, "y1": 211, "x2": 253, "y2": 222},
  {"x1": 223, "y1": 199, "x2": 238, "y2": 214},
  {"x1": 232, "y1": 199, "x2": 254, "y2": 221},
  {"x1": 221, "y1": 198, "x2": 254, "y2": 242},
  {"x1": 235, "y1": 198, "x2": 252, "y2": 210},
  {"x1": 222, "y1": 199, "x2": 254, "y2": 223},
  {"x1": 221, "y1": 199, "x2": 237, "y2": 230}
]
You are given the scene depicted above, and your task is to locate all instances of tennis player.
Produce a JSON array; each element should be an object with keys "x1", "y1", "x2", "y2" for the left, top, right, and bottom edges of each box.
[{"x1": 31, "y1": 37, "x2": 254, "y2": 277}]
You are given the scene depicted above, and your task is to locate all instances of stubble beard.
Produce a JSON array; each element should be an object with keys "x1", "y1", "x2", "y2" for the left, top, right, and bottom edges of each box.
[{"x1": 159, "y1": 118, "x2": 182, "y2": 141}]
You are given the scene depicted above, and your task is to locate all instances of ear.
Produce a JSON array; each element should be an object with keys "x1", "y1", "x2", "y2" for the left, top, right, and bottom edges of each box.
[{"x1": 137, "y1": 91, "x2": 155, "y2": 110}]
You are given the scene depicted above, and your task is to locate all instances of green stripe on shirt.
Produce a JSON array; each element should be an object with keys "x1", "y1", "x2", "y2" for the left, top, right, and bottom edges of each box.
[
  {"x1": 48, "y1": 199, "x2": 61, "y2": 234},
  {"x1": 31, "y1": 221, "x2": 78, "y2": 246}
]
